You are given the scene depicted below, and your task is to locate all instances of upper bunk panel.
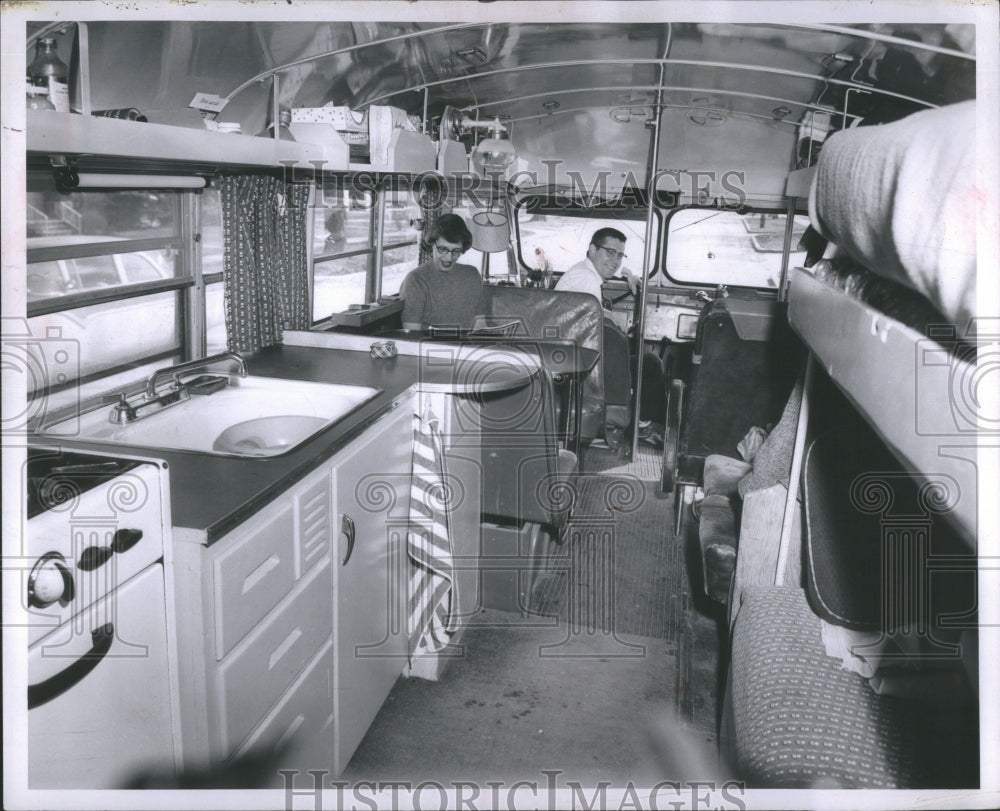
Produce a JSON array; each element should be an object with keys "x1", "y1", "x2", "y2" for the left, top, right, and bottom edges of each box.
[{"x1": 788, "y1": 267, "x2": 979, "y2": 545}]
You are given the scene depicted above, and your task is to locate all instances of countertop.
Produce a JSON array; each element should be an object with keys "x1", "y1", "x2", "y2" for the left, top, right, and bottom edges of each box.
[{"x1": 32, "y1": 342, "x2": 535, "y2": 543}]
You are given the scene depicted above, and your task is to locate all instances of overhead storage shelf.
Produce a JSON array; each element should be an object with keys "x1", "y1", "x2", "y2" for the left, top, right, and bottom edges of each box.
[
  {"x1": 27, "y1": 110, "x2": 328, "y2": 172},
  {"x1": 787, "y1": 267, "x2": 978, "y2": 543}
]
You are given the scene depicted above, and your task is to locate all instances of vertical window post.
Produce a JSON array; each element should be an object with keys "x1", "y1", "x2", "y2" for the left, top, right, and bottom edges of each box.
[{"x1": 182, "y1": 190, "x2": 205, "y2": 360}]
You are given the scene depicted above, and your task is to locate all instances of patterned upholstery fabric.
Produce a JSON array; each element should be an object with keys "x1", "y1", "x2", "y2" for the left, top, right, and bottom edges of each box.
[{"x1": 732, "y1": 586, "x2": 923, "y2": 788}]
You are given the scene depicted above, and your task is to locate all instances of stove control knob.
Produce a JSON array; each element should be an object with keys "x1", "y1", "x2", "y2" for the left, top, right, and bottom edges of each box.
[
  {"x1": 28, "y1": 553, "x2": 74, "y2": 608},
  {"x1": 111, "y1": 528, "x2": 143, "y2": 553}
]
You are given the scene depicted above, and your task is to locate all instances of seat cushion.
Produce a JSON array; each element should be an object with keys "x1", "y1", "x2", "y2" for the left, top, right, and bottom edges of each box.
[
  {"x1": 731, "y1": 586, "x2": 977, "y2": 788},
  {"x1": 703, "y1": 454, "x2": 751, "y2": 499},
  {"x1": 699, "y1": 494, "x2": 739, "y2": 603}
]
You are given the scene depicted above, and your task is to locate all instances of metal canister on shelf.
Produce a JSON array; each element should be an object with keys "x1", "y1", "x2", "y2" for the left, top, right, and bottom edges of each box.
[{"x1": 91, "y1": 108, "x2": 149, "y2": 122}]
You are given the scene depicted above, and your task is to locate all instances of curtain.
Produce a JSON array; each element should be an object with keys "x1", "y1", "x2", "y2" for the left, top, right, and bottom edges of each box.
[{"x1": 220, "y1": 175, "x2": 311, "y2": 353}]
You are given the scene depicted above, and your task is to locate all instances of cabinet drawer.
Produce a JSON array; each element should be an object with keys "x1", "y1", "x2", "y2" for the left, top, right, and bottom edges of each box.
[
  {"x1": 217, "y1": 561, "x2": 332, "y2": 755},
  {"x1": 232, "y1": 641, "x2": 335, "y2": 763},
  {"x1": 213, "y1": 503, "x2": 296, "y2": 660}
]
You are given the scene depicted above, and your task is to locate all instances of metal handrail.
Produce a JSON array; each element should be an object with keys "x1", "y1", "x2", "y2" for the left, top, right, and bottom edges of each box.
[
  {"x1": 474, "y1": 87, "x2": 866, "y2": 126},
  {"x1": 223, "y1": 22, "x2": 484, "y2": 104},
  {"x1": 363, "y1": 58, "x2": 941, "y2": 114}
]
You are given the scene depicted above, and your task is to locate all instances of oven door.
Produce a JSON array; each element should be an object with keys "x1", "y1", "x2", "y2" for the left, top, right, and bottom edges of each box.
[{"x1": 28, "y1": 563, "x2": 175, "y2": 789}]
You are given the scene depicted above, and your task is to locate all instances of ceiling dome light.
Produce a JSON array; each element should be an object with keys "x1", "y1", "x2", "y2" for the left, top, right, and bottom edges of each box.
[{"x1": 470, "y1": 118, "x2": 517, "y2": 176}]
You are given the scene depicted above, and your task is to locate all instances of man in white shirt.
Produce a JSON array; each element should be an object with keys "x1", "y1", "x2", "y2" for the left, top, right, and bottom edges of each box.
[
  {"x1": 554, "y1": 227, "x2": 638, "y2": 303},
  {"x1": 556, "y1": 228, "x2": 665, "y2": 447}
]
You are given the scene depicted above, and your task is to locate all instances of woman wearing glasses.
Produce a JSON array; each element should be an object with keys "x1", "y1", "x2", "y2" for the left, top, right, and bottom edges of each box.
[{"x1": 400, "y1": 213, "x2": 485, "y2": 331}]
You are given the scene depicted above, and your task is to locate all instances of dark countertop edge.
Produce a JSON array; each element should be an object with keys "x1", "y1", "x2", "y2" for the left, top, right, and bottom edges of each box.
[
  {"x1": 28, "y1": 345, "x2": 420, "y2": 545},
  {"x1": 26, "y1": 342, "x2": 534, "y2": 546}
]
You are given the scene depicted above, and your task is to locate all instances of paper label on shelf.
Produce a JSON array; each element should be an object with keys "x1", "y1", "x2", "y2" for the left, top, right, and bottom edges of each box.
[
  {"x1": 47, "y1": 78, "x2": 69, "y2": 113},
  {"x1": 189, "y1": 92, "x2": 228, "y2": 117}
]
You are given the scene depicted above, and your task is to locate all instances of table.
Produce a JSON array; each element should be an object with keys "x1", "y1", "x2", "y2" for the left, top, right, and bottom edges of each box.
[{"x1": 393, "y1": 332, "x2": 600, "y2": 458}]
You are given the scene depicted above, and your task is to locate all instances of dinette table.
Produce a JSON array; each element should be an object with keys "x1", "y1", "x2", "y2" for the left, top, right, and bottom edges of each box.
[{"x1": 384, "y1": 331, "x2": 600, "y2": 459}]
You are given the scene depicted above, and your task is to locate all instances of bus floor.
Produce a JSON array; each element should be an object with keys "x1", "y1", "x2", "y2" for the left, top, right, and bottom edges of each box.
[{"x1": 341, "y1": 442, "x2": 727, "y2": 789}]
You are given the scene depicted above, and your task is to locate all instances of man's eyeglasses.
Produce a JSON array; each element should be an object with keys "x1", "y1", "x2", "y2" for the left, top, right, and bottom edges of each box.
[
  {"x1": 594, "y1": 244, "x2": 626, "y2": 261},
  {"x1": 434, "y1": 244, "x2": 465, "y2": 258}
]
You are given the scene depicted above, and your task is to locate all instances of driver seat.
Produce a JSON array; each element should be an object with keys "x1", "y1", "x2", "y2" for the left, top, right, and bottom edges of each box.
[{"x1": 601, "y1": 318, "x2": 631, "y2": 448}]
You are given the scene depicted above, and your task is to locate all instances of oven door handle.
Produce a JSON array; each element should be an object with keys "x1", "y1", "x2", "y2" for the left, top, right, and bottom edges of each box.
[{"x1": 28, "y1": 623, "x2": 114, "y2": 710}]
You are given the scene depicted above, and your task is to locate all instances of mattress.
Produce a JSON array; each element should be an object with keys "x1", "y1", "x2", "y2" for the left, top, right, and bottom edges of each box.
[{"x1": 808, "y1": 101, "x2": 978, "y2": 329}]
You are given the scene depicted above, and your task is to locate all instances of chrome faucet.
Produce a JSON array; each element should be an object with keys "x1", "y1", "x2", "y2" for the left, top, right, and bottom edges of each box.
[{"x1": 145, "y1": 351, "x2": 248, "y2": 399}]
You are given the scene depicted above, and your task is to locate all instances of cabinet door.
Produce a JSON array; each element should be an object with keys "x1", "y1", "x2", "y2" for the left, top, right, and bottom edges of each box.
[{"x1": 332, "y1": 403, "x2": 412, "y2": 774}]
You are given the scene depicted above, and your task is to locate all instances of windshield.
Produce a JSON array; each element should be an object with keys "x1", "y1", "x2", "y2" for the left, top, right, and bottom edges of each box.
[{"x1": 663, "y1": 209, "x2": 808, "y2": 289}]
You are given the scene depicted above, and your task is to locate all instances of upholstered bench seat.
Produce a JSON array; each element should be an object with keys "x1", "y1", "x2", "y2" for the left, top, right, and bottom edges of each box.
[{"x1": 730, "y1": 586, "x2": 977, "y2": 788}]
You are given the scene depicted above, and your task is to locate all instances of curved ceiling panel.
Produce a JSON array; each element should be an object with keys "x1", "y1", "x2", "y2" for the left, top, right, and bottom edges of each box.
[{"x1": 25, "y1": 17, "x2": 976, "y2": 197}]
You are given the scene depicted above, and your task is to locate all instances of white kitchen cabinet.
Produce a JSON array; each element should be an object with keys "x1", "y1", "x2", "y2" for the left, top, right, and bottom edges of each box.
[
  {"x1": 172, "y1": 396, "x2": 416, "y2": 779},
  {"x1": 331, "y1": 402, "x2": 413, "y2": 774}
]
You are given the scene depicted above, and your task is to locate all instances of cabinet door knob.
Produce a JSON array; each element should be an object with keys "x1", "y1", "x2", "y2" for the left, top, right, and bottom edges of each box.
[{"x1": 341, "y1": 514, "x2": 356, "y2": 565}]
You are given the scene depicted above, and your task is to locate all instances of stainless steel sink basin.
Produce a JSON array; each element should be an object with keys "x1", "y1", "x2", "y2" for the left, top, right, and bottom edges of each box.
[
  {"x1": 212, "y1": 415, "x2": 330, "y2": 457},
  {"x1": 37, "y1": 376, "x2": 381, "y2": 457}
]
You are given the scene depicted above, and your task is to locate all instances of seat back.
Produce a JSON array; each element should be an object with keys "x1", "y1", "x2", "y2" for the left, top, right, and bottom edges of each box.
[
  {"x1": 676, "y1": 297, "x2": 803, "y2": 484},
  {"x1": 601, "y1": 318, "x2": 631, "y2": 441},
  {"x1": 483, "y1": 286, "x2": 605, "y2": 442},
  {"x1": 477, "y1": 364, "x2": 576, "y2": 528}
]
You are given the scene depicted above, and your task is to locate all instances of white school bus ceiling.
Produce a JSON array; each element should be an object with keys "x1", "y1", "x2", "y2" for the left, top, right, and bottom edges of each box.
[{"x1": 25, "y1": 18, "x2": 975, "y2": 201}]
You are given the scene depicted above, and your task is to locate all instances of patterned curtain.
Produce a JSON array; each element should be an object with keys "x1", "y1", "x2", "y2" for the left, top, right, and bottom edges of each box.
[{"x1": 220, "y1": 175, "x2": 311, "y2": 352}]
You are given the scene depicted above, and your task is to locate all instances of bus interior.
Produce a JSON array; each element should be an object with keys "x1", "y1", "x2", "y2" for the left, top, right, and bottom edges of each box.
[{"x1": 2, "y1": 4, "x2": 997, "y2": 809}]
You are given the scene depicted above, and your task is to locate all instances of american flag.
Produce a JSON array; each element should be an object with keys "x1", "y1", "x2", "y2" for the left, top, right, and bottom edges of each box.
[{"x1": 407, "y1": 405, "x2": 457, "y2": 658}]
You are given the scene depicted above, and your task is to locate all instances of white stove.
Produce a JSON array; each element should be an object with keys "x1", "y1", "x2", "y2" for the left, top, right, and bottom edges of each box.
[{"x1": 24, "y1": 446, "x2": 177, "y2": 789}]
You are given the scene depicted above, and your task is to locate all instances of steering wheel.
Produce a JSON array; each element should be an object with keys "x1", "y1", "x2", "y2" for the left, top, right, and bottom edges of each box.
[{"x1": 606, "y1": 288, "x2": 634, "y2": 307}]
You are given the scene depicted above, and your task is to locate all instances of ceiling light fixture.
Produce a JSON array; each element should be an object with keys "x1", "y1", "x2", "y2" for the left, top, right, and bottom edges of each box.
[{"x1": 465, "y1": 117, "x2": 516, "y2": 176}]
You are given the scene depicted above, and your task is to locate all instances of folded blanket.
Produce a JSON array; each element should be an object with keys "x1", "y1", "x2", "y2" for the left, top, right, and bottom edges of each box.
[{"x1": 809, "y1": 101, "x2": 978, "y2": 328}]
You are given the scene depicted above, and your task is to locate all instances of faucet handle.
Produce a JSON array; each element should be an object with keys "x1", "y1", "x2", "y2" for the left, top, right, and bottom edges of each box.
[{"x1": 104, "y1": 393, "x2": 136, "y2": 425}]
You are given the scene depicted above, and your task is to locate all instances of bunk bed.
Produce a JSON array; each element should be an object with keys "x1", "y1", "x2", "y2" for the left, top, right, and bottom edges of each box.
[
  {"x1": 793, "y1": 99, "x2": 979, "y2": 542},
  {"x1": 724, "y1": 101, "x2": 982, "y2": 788}
]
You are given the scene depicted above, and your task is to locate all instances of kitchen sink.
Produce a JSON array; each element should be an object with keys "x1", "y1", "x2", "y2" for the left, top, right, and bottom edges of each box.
[{"x1": 37, "y1": 376, "x2": 381, "y2": 457}]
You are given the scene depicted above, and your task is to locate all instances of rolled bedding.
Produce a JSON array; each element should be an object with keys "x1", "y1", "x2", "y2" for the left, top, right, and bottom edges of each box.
[{"x1": 808, "y1": 101, "x2": 978, "y2": 328}]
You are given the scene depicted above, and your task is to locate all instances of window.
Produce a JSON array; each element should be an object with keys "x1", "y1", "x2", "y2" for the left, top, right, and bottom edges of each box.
[
  {"x1": 201, "y1": 189, "x2": 228, "y2": 351},
  {"x1": 516, "y1": 209, "x2": 650, "y2": 280},
  {"x1": 26, "y1": 242, "x2": 176, "y2": 300},
  {"x1": 201, "y1": 187, "x2": 225, "y2": 281},
  {"x1": 380, "y1": 243, "x2": 420, "y2": 298},
  {"x1": 24, "y1": 184, "x2": 191, "y2": 401},
  {"x1": 28, "y1": 291, "x2": 182, "y2": 398},
  {"x1": 663, "y1": 209, "x2": 808, "y2": 289},
  {"x1": 205, "y1": 281, "x2": 228, "y2": 354},
  {"x1": 309, "y1": 185, "x2": 421, "y2": 320}
]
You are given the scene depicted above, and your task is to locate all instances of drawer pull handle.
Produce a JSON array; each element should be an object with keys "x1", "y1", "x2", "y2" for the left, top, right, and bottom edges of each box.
[
  {"x1": 341, "y1": 515, "x2": 356, "y2": 566},
  {"x1": 269, "y1": 627, "x2": 303, "y2": 670},
  {"x1": 242, "y1": 555, "x2": 280, "y2": 595}
]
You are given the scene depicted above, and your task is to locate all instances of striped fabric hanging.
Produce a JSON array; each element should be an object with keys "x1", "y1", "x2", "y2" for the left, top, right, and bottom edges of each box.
[{"x1": 407, "y1": 405, "x2": 458, "y2": 658}]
